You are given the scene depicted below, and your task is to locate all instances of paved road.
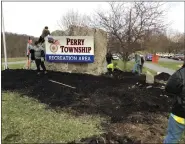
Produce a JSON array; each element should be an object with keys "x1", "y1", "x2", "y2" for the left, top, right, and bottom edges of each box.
[
  {"x1": 144, "y1": 57, "x2": 183, "y2": 75},
  {"x1": 144, "y1": 62, "x2": 175, "y2": 75}
]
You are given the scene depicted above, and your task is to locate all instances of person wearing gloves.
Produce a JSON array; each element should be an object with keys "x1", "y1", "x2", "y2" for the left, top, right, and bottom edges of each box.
[
  {"x1": 30, "y1": 41, "x2": 47, "y2": 75},
  {"x1": 107, "y1": 61, "x2": 120, "y2": 76},
  {"x1": 164, "y1": 64, "x2": 185, "y2": 143},
  {"x1": 38, "y1": 26, "x2": 51, "y2": 44}
]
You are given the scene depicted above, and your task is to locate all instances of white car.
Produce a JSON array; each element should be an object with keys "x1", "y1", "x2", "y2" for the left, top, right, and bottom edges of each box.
[
  {"x1": 156, "y1": 53, "x2": 163, "y2": 57},
  {"x1": 167, "y1": 53, "x2": 174, "y2": 59},
  {"x1": 163, "y1": 53, "x2": 169, "y2": 58}
]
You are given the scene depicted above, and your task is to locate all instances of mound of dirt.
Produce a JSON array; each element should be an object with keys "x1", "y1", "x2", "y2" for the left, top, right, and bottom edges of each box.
[
  {"x1": 103, "y1": 70, "x2": 146, "y2": 84},
  {"x1": 154, "y1": 72, "x2": 171, "y2": 81},
  {"x1": 2, "y1": 69, "x2": 173, "y2": 143},
  {"x1": 68, "y1": 132, "x2": 140, "y2": 144}
]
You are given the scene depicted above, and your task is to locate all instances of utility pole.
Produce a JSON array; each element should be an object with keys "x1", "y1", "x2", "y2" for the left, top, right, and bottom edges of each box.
[
  {"x1": 184, "y1": 1, "x2": 185, "y2": 64},
  {"x1": 183, "y1": 2, "x2": 185, "y2": 65},
  {"x1": 2, "y1": 6, "x2": 8, "y2": 70}
]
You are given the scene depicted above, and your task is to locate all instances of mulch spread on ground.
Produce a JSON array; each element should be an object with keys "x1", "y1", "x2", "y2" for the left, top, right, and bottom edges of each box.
[
  {"x1": 2, "y1": 69, "x2": 174, "y2": 143},
  {"x1": 154, "y1": 72, "x2": 171, "y2": 81}
]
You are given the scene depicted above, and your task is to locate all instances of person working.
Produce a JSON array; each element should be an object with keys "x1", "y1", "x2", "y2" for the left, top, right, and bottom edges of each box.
[
  {"x1": 132, "y1": 54, "x2": 141, "y2": 75},
  {"x1": 38, "y1": 26, "x2": 51, "y2": 45},
  {"x1": 164, "y1": 64, "x2": 185, "y2": 143},
  {"x1": 107, "y1": 61, "x2": 120, "y2": 76},
  {"x1": 140, "y1": 56, "x2": 145, "y2": 73},
  {"x1": 106, "y1": 51, "x2": 112, "y2": 65},
  {"x1": 30, "y1": 41, "x2": 47, "y2": 75}
]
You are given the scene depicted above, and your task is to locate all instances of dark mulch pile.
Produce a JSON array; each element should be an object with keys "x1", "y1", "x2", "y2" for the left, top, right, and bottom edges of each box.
[
  {"x1": 103, "y1": 70, "x2": 146, "y2": 84},
  {"x1": 68, "y1": 132, "x2": 141, "y2": 144},
  {"x1": 2, "y1": 69, "x2": 173, "y2": 143},
  {"x1": 154, "y1": 72, "x2": 171, "y2": 81}
]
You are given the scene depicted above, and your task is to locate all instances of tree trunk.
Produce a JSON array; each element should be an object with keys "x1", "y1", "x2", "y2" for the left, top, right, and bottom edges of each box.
[
  {"x1": 123, "y1": 60, "x2": 127, "y2": 70},
  {"x1": 123, "y1": 52, "x2": 129, "y2": 70}
]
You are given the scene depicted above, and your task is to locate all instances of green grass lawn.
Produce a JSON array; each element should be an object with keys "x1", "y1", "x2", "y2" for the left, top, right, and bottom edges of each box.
[
  {"x1": 1, "y1": 63, "x2": 25, "y2": 70},
  {"x1": 113, "y1": 60, "x2": 157, "y2": 75},
  {"x1": 1, "y1": 57, "x2": 26, "y2": 70},
  {"x1": 2, "y1": 60, "x2": 157, "y2": 75},
  {"x1": 157, "y1": 61, "x2": 183, "y2": 70},
  {"x1": 2, "y1": 57, "x2": 26, "y2": 62},
  {"x1": 2, "y1": 91, "x2": 104, "y2": 143}
]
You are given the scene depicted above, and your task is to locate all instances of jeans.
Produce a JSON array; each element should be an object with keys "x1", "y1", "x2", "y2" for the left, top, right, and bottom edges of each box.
[
  {"x1": 132, "y1": 63, "x2": 141, "y2": 75},
  {"x1": 137, "y1": 64, "x2": 141, "y2": 75},
  {"x1": 140, "y1": 64, "x2": 143, "y2": 73},
  {"x1": 132, "y1": 63, "x2": 137, "y2": 73},
  {"x1": 164, "y1": 115, "x2": 185, "y2": 143},
  {"x1": 35, "y1": 59, "x2": 46, "y2": 72}
]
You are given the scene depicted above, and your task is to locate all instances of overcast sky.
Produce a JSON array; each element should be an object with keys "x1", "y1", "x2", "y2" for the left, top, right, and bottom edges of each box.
[{"x1": 2, "y1": 2, "x2": 184, "y2": 37}]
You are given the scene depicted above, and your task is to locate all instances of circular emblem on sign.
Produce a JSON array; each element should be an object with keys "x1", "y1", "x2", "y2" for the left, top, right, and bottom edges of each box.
[{"x1": 50, "y1": 44, "x2": 58, "y2": 53}]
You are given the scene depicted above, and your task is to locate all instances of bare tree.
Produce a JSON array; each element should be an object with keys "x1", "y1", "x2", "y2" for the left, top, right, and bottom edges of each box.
[
  {"x1": 94, "y1": 2, "x2": 167, "y2": 62},
  {"x1": 143, "y1": 31, "x2": 171, "y2": 53},
  {"x1": 1, "y1": 32, "x2": 38, "y2": 58},
  {"x1": 58, "y1": 9, "x2": 92, "y2": 30},
  {"x1": 165, "y1": 30, "x2": 185, "y2": 53},
  {"x1": 172, "y1": 33, "x2": 184, "y2": 53}
]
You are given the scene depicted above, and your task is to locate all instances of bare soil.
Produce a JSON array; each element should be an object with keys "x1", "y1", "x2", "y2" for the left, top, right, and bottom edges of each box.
[{"x1": 2, "y1": 69, "x2": 174, "y2": 143}]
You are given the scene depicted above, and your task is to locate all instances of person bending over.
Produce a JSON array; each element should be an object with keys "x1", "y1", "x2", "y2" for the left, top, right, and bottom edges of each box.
[{"x1": 107, "y1": 62, "x2": 119, "y2": 77}]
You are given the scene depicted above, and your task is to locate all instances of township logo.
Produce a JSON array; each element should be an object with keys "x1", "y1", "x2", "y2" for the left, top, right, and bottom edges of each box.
[
  {"x1": 50, "y1": 44, "x2": 58, "y2": 53},
  {"x1": 49, "y1": 39, "x2": 60, "y2": 54}
]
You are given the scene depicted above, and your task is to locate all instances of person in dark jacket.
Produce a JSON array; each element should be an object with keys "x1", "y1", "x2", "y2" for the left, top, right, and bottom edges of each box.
[
  {"x1": 106, "y1": 51, "x2": 112, "y2": 65},
  {"x1": 164, "y1": 64, "x2": 185, "y2": 143},
  {"x1": 140, "y1": 56, "x2": 145, "y2": 73},
  {"x1": 30, "y1": 41, "x2": 47, "y2": 74},
  {"x1": 38, "y1": 26, "x2": 51, "y2": 44}
]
